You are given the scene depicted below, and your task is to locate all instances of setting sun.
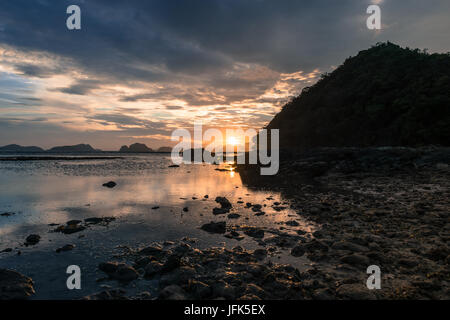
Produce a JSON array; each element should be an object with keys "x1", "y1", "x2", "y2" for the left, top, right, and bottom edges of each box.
[{"x1": 227, "y1": 136, "x2": 239, "y2": 146}]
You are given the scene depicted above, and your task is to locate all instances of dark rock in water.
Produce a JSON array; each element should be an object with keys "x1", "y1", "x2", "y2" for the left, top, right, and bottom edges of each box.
[
  {"x1": 161, "y1": 255, "x2": 181, "y2": 273},
  {"x1": 183, "y1": 207, "x2": 189, "y2": 212},
  {"x1": 201, "y1": 222, "x2": 226, "y2": 234},
  {"x1": 227, "y1": 213, "x2": 241, "y2": 219},
  {"x1": 67, "y1": 220, "x2": 82, "y2": 226},
  {"x1": 255, "y1": 211, "x2": 265, "y2": 216},
  {"x1": 213, "y1": 207, "x2": 229, "y2": 215},
  {"x1": 215, "y1": 197, "x2": 232, "y2": 209},
  {"x1": 286, "y1": 220, "x2": 299, "y2": 226},
  {"x1": 251, "y1": 204, "x2": 262, "y2": 212},
  {"x1": 25, "y1": 234, "x2": 40, "y2": 246},
  {"x1": 138, "y1": 245, "x2": 164, "y2": 257},
  {"x1": 56, "y1": 244, "x2": 75, "y2": 253},
  {"x1": 291, "y1": 245, "x2": 306, "y2": 257},
  {"x1": 144, "y1": 261, "x2": 164, "y2": 278},
  {"x1": 0, "y1": 212, "x2": 15, "y2": 217},
  {"x1": 1, "y1": 248, "x2": 12, "y2": 253},
  {"x1": 115, "y1": 264, "x2": 139, "y2": 282},
  {"x1": 0, "y1": 269, "x2": 35, "y2": 300},
  {"x1": 99, "y1": 262, "x2": 119, "y2": 274},
  {"x1": 84, "y1": 217, "x2": 116, "y2": 225},
  {"x1": 304, "y1": 240, "x2": 329, "y2": 252},
  {"x1": 224, "y1": 231, "x2": 244, "y2": 241},
  {"x1": 98, "y1": 262, "x2": 138, "y2": 282},
  {"x1": 168, "y1": 164, "x2": 180, "y2": 168},
  {"x1": 253, "y1": 249, "x2": 267, "y2": 260},
  {"x1": 152, "y1": 206, "x2": 160, "y2": 210},
  {"x1": 54, "y1": 222, "x2": 86, "y2": 234},
  {"x1": 83, "y1": 289, "x2": 129, "y2": 300},
  {"x1": 264, "y1": 234, "x2": 300, "y2": 248},
  {"x1": 243, "y1": 227, "x2": 265, "y2": 239},
  {"x1": 102, "y1": 181, "x2": 117, "y2": 188}
]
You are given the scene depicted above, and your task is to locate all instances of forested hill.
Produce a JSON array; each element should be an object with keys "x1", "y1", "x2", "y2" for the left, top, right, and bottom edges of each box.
[{"x1": 266, "y1": 42, "x2": 450, "y2": 150}]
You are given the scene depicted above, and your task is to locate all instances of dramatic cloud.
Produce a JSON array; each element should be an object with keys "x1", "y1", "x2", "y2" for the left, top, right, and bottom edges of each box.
[{"x1": 0, "y1": 0, "x2": 449, "y2": 149}]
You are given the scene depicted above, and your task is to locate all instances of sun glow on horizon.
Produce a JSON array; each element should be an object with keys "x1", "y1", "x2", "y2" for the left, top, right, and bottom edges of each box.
[{"x1": 227, "y1": 136, "x2": 239, "y2": 146}]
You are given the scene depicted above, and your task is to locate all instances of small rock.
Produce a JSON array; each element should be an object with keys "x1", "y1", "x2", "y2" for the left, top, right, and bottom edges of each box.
[
  {"x1": 253, "y1": 249, "x2": 267, "y2": 260},
  {"x1": 102, "y1": 181, "x2": 117, "y2": 188},
  {"x1": 144, "y1": 261, "x2": 164, "y2": 278},
  {"x1": 201, "y1": 222, "x2": 226, "y2": 234},
  {"x1": 138, "y1": 245, "x2": 164, "y2": 257},
  {"x1": 84, "y1": 217, "x2": 115, "y2": 224},
  {"x1": 291, "y1": 245, "x2": 306, "y2": 257},
  {"x1": 213, "y1": 207, "x2": 229, "y2": 215},
  {"x1": 162, "y1": 255, "x2": 181, "y2": 273},
  {"x1": 0, "y1": 269, "x2": 35, "y2": 300},
  {"x1": 99, "y1": 262, "x2": 138, "y2": 282},
  {"x1": 0, "y1": 212, "x2": 15, "y2": 217},
  {"x1": 215, "y1": 197, "x2": 232, "y2": 209},
  {"x1": 56, "y1": 244, "x2": 75, "y2": 253},
  {"x1": 243, "y1": 227, "x2": 264, "y2": 239},
  {"x1": 54, "y1": 223, "x2": 85, "y2": 235},
  {"x1": 25, "y1": 234, "x2": 40, "y2": 246}
]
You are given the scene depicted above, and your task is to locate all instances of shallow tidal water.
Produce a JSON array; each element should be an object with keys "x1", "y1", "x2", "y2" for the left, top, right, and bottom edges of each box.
[{"x1": 0, "y1": 154, "x2": 314, "y2": 299}]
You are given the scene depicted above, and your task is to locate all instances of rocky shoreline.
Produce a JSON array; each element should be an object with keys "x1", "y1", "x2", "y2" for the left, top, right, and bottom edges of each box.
[
  {"x1": 81, "y1": 147, "x2": 450, "y2": 300},
  {"x1": 236, "y1": 147, "x2": 450, "y2": 299},
  {"x1": 1, "y1": 147, "x2": 448, "y2": 300}
]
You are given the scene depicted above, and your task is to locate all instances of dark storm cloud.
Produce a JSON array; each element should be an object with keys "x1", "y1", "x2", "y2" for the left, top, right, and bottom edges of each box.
[
  {"x1": 87, "y1": 113, "x2": 168, "y2": 130},
  {"x1": 56, "y1": 79, "x2": 102, "y2": 95},
  {"x1": 165, "y1": 106, "x2": 183, "y2": 110},
  {"x1": 14, "y1": 63, "x2": 63, "y2": 78},
  {"x1": 1, "y1": 0, "x2": 449, "y2": 86}
]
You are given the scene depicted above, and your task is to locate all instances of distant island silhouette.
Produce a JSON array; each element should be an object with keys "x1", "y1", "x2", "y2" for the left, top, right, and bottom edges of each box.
[
  {"x1": 119, "y1": 143, "x2": 172, "y2": 153},
  {"x1": 0, "y1": 143, "x2": 172, "y2": 153}
]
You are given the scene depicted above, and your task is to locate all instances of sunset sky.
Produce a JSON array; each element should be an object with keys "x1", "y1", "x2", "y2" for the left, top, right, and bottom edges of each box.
[{"x1": 0, "y1": 0, "x2": 449, "y2": 150}]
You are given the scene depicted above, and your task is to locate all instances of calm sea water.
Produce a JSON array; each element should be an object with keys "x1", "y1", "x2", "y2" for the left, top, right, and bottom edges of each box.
[{"x1": 0, "y1": 153, "x2": 313, "y2": 299}]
